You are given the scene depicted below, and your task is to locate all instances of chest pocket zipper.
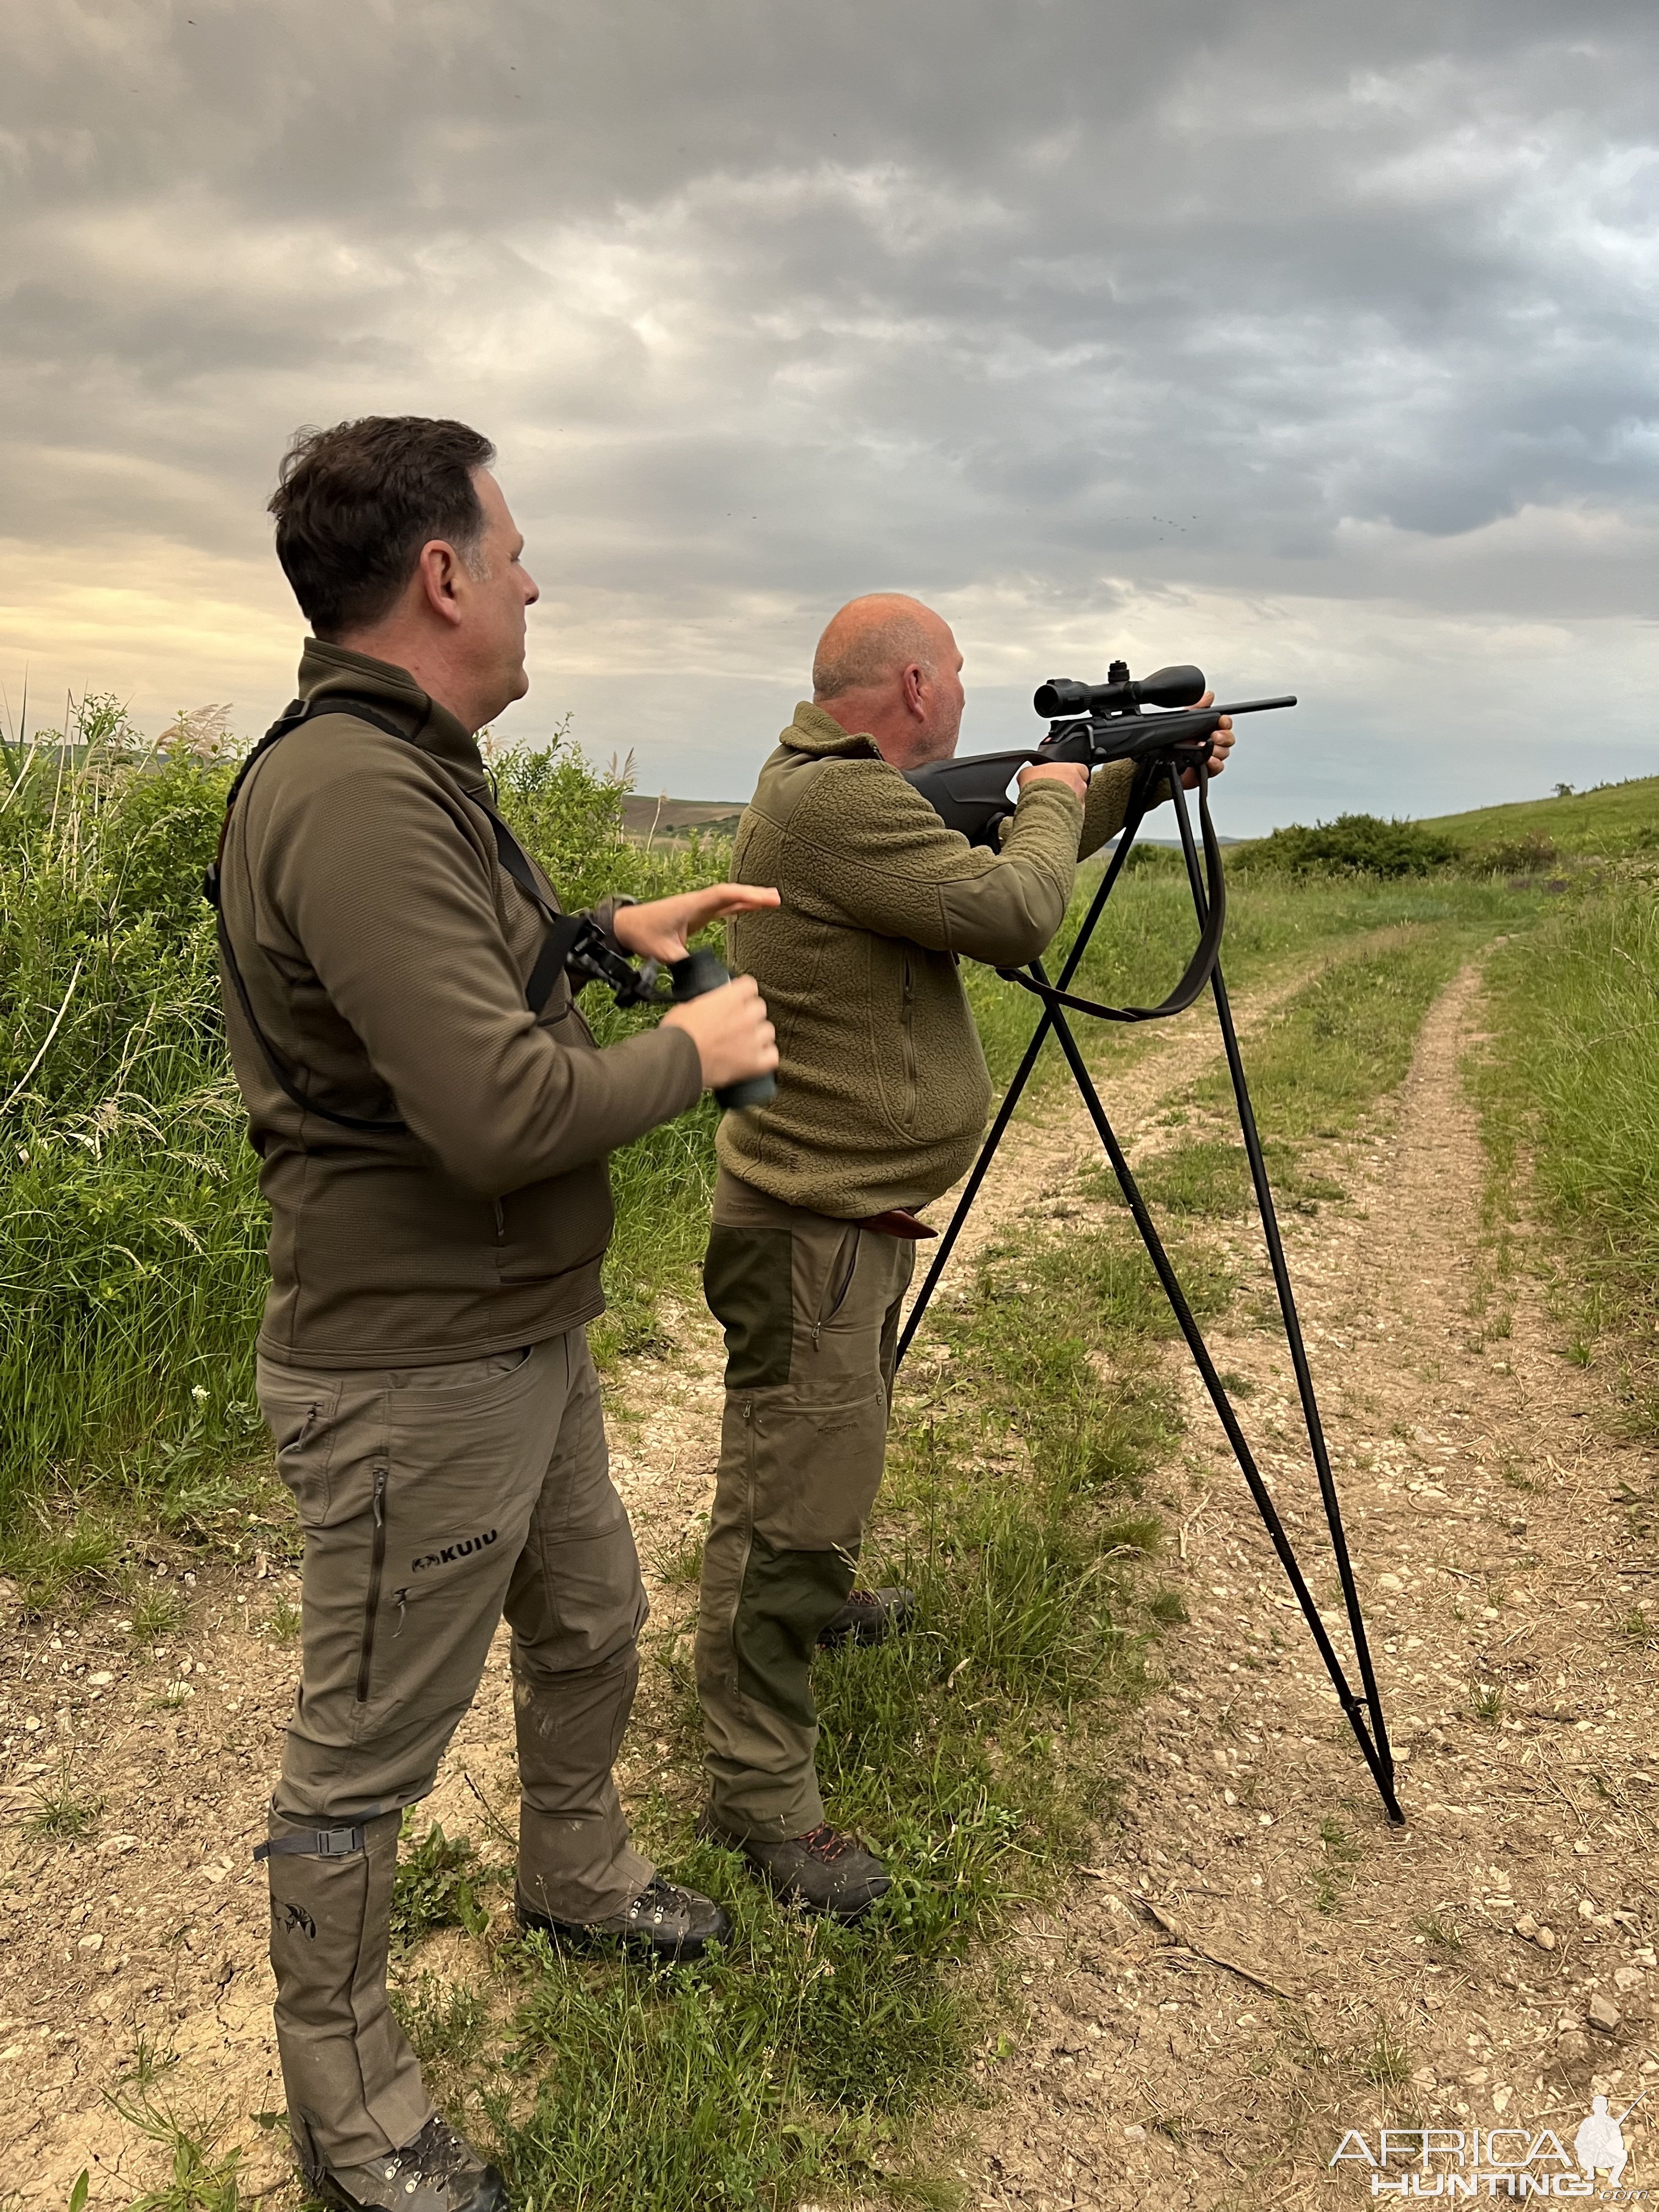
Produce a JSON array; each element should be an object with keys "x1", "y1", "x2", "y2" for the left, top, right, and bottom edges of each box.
[{"x1": 356, "y1": 1466, "x2": 388, "y2": 1703}]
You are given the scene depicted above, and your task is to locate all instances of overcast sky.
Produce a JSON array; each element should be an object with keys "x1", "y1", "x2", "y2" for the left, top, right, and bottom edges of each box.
[{"x1": 3, "y1": 0, "x2": 1655, "y2": 832}]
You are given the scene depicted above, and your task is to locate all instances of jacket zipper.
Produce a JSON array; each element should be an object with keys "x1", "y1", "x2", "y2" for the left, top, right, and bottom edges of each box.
[
  {"x1": 901, "y1": 956, "x2": 918, "y2": 1122},
  {"x1": 356, "y1": 1466, "x2": 387, "y2": 1703},
  {"x1": 493, "y1": 1199, "x2": 505, "y2": 1244}
]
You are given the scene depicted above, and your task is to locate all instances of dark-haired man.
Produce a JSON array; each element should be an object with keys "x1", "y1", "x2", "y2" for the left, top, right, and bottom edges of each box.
[
  {"x1": 696, "y1": 594, "x2": 1234, "y2": 1918},
  {"x1": 225, "y1": 416, "x2": 778, "y2": 2212}
]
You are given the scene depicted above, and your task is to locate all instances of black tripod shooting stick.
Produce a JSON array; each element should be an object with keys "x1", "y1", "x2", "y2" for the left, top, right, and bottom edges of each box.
[{"x1": 894, "y1": 757, "x2": 1403, "y2": 1826}]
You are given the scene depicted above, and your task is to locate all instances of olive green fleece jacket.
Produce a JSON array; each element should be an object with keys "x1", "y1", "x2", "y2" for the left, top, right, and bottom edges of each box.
[
  {"x1": 219, "y1": 640, "x2": 703, "y2": 1369},
  {"x1": 716, "y1": 701, "x2": 1144, "y2": 1218}
]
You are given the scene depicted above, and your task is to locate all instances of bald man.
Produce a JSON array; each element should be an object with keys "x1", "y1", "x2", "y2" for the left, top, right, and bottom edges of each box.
[{"x1": 694, "y1": 596, "x2": 1234, "y2": 1916}]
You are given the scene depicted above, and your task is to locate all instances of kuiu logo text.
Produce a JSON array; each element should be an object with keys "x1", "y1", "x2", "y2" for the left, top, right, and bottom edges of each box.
[{"x1": 410, "y1": 1530, "x2": 499, "y2": 1573}]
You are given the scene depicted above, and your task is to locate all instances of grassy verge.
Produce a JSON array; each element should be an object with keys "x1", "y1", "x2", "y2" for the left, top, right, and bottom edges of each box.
[
  {"x1": 1474, "y1": 877, "x2": 1659, "y2": 1421},
  {"x1": 340, "y1": 905, "x2": 1525, "y2": 2212}
]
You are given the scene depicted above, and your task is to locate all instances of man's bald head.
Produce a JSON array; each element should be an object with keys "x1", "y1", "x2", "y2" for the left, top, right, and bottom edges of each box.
[
  {"x1": 812, "y1": 594, "x2": 951, "y2": 700},
  {"x1": 810, "y1": 593, "x2": 966, "y2": 769}
]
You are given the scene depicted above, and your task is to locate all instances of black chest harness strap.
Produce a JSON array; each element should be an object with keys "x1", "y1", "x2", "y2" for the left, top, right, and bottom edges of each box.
[{"x1": 203, "y1": 695, "x2": 590, "y2": 1135}]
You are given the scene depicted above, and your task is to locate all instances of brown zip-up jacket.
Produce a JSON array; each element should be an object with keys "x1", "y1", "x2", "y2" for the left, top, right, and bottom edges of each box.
[
  {"x1": 716, "y1": 702, "x2": 1145, "y2": 1219},
  {"x1": 219, "y1": 640, "x2": 702, "y2": 1369}
]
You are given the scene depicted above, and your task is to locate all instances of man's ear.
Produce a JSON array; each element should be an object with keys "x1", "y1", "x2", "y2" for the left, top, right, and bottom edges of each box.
[{"x1": 416, "y1": 539, "x2": 466, "y2": 628}]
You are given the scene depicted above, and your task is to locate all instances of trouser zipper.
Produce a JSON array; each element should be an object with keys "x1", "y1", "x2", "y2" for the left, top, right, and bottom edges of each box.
[{"x1": 356, "y1": 1466, "x2": 387, "y2": 1703}]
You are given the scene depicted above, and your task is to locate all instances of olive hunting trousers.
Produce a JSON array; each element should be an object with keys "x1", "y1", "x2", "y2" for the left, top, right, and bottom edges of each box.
[
  {"x1": 255, "y1": 1328, "x2": 651, "y2": 2170},
  {"x1": 696, "y1": 1169, "x2": 915, "y2": 1842}
]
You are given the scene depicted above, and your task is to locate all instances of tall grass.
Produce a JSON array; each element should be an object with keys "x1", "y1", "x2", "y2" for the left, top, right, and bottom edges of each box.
[
  {"x1": 0, "y1": 702, "x2": 729, "y2": 1561},
  {"x1": 1480, "y1": 878, "x2": 1659, "y2": 1414}
]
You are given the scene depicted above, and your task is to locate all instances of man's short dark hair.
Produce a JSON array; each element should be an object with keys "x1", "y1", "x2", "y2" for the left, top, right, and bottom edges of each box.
[{"x1": 269, "y1": 416, "x2": 497, "y2": 637}]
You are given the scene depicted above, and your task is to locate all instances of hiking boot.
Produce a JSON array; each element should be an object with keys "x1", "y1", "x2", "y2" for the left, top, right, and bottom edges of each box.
[
  {"x1": 714, "y1": 1820, "x2": 891, "y2": 1920},
  {"x1": 516, "y1": 1875, "x2": 731, "y2": 1962},
  {"x1": 816, "y1": 1585, "x2": 916, "y2": 1648},
  {"x1": 310, "y1": 2114, "x2": 505, "y2": 2212}
]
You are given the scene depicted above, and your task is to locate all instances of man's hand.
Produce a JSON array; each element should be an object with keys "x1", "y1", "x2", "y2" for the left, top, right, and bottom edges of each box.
[
  {"x1": 611, "y1": 883, "x2": 780, "y2": 964},
  {"x1": 662, "y1": 975, "x2": 778, "y2": 1093},
  {"x1": 1182, "y1": 692, "x2": 1235, "y2": 789},
  {"x1": 1016, "y1": 759, "x2": 1089, "y2": 803}
]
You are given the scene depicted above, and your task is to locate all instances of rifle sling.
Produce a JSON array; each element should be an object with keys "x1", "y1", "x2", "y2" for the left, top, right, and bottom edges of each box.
[{"x1": 997, "y1": 757, "x2": 1227, "y2": 1024}]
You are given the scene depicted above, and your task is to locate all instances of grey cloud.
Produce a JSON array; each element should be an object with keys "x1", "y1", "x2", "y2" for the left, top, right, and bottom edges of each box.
[{"x1": 2, "y1": 0, "x2": 1656, "y2": 822}]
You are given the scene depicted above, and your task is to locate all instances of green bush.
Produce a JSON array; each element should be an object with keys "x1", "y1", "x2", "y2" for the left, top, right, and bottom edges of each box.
[
  {"x1": 1457, "y1": 830, "x2": 1560, "y2": 878},
  {"x1": 1239, "y1": 813, "x2": 1457, "y2": 878}
]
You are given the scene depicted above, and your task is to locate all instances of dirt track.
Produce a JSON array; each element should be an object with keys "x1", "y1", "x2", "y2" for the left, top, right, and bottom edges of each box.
[
  {"x1": 972, "y1": 962, "x2": 1659, "y2": 2208},
  {"x1": 3, "y1": 951, "x2": 1655, "y2": 2205}
]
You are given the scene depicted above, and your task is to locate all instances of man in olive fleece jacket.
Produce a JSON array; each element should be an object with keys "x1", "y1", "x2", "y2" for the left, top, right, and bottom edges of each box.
[
  {"x1": 696, "y1": 594, "x2": 1236, "y2": 1918},
  {"x1": 228, "y1": 417, "x2": 777, "y2": 2212}
]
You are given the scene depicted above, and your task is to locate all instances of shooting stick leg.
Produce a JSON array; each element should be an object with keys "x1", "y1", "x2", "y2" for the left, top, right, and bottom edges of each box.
[
  {"x1": 1164, "y1": 781, "x2": 1400, "y2": 1819},
  {"x1": 1038, "y1": 980, "x2": 1402, "y2": 1823}
]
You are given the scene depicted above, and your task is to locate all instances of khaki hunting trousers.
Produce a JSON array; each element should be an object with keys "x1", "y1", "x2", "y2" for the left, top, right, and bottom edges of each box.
[
  {"x1": 696, "y1": 1169, "x2": 915, "y2": 1841},
  {"x1": 255, "y1": 1328, "x2": 651, "y2": 2170}
]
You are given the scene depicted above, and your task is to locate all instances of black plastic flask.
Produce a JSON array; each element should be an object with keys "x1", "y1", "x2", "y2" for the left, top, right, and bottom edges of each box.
[{"x1": 668, "y1": 949, "x2": 777, "y2": 1111}]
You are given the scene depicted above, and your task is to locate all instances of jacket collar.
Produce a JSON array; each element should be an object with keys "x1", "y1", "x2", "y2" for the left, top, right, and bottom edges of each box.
[
  {"x1": 296, "y1": 639, "x2": 488, "y2": 794},
  {"x1": 782, "y1": 700, "x2": 884, "y2": 761}
]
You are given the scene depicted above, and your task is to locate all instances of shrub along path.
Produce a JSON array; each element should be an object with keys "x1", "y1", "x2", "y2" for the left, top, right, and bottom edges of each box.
[{"x1": 9, "y1": 922, "x2": 1652, "y2": 2209}]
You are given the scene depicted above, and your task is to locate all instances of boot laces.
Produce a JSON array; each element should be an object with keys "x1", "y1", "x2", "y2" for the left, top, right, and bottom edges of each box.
[
  {"x1": 627, "y1": 1878, "x2": 689, "y2": 1928},
  {"x1": 798, "y1": 1823, "x2": 855, "y2": 1864},
  {"x1": 387, "y1": 2115, "x2": 472, "y2": 2184}
]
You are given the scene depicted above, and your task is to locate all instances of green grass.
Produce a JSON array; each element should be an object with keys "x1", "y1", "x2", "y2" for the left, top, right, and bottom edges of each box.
[
  {"x1": 26, "y1": 1756, "x2": 103, "y2": 1840},
  {"x1": 1188, "y1": 924, "x2": 1487, "y2": 1142},
  {"x1": 102, "y1": 2087, "x2": 251, "y2": 2212},
  {"x1": 389, "y1": 1820, "x2": 492, "y2": 1953},
  {"x1": 1419, "y1": 774, "x2": 1659, "y2": 861},
  {"x1": 1477, "y1": 879, "x2": 1659, "y2": 1426},
  {"x1": 962, "y1": 862, "x2": 1530, "y2": 1091}
]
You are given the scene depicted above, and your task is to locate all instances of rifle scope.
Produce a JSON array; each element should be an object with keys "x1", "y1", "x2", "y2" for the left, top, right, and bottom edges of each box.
[{"x1": 1034, "y1": 663, "x2": 1206, "y2": 719}]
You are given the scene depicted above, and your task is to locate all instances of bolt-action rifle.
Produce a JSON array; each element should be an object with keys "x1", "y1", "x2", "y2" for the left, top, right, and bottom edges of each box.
[{"x1": 902, "y1": 660, "x2": 1295, "y2": 849}]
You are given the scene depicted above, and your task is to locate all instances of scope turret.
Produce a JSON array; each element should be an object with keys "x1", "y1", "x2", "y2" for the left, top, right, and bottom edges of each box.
[{"x1": 1034, "y1": 663, "x2": 1206, "y2": 719}]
